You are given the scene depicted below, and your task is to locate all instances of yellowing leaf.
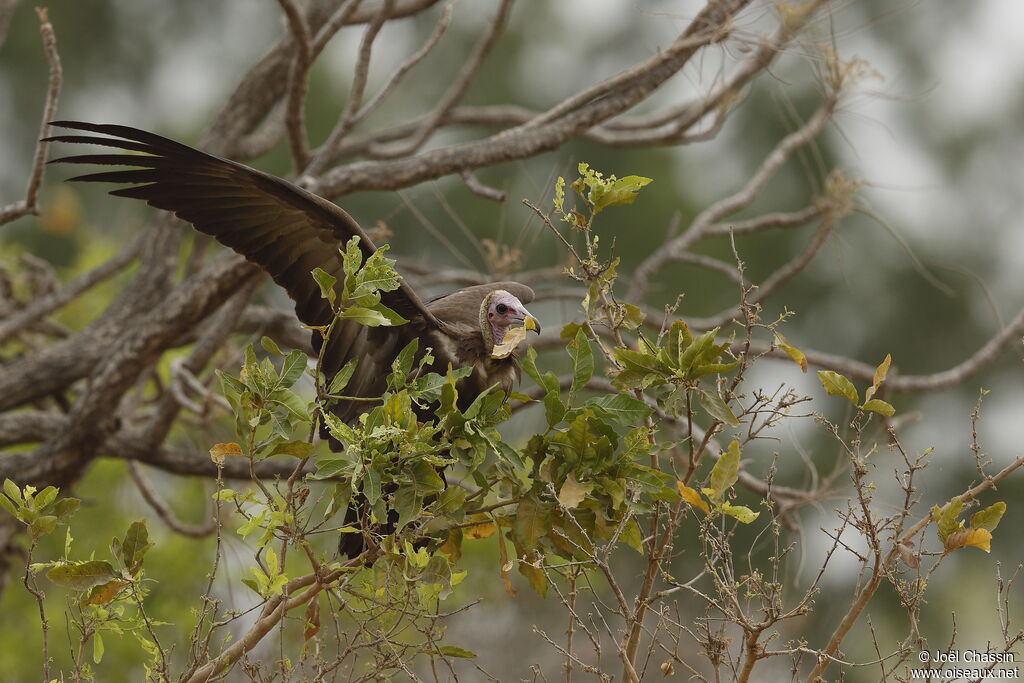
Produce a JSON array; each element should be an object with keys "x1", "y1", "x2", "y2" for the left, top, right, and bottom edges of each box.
[
  {"x1": 817, "y1": 370, "x2": 859, "y2": 405},
  {"x1": 865, "y1": 354, "x2": 891, "y2": 402},
  {"x1": 303, "y1": 597, "x2": 321, "y2": 642},
  {"x1": 970, "y1": 502, "x2": 1006, "y2": 532},
  {"x1": 774, "y1": 332, "x2": 808, "y2": 373},
  {"x1": 209, "y1": 442, "x2": 243, "y2": 464},
  {"x1": 708, "y1": 440, "x2": 741, "y2": 502},
  {"x1": 440, "y1": 529, "x2": 463, "y2": 562},
  {"x1": 79, "y1": 579, "x2": 129, "y2": 606},
  {"x1": 677, "y1": 482, "x2": 709, "y2": 514},
  {"x1": 943, "y1": 527, "x2": 992, "y2": 553},
  {"x1": 720, "y1": 503, "x2": 759, "y2": 524},
  {"x1": 464, "y1": 514, "x2": 497, "y2": 540},
  {"x1": 491, "y1": 325, "x2": 528, "y2": 359},
  {"x1": 557, "y1": 474, "x2": 593, "y2": 508},
  {"x1": 897, "y1": 539, "x2": 920, "y2": 569},
  {"x1": 862, "y1": 399, "x2": 895, "y2": 416},
  {"x1": 497, "y1": 531, "x2": 516, "y2": 596},
  {"x1": 46, "y1": 560, "x2": 117, "y2": 591}
]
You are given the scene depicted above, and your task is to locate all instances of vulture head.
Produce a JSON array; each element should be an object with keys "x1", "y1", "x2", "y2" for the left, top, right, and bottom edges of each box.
[{"x1": 481, "y1": 289, "x2": 540, "y2": 356}]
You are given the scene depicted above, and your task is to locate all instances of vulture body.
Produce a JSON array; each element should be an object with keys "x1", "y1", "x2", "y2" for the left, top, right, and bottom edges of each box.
[{"x1": 47, "y1": 121, "x2": 539, "y2": 557}]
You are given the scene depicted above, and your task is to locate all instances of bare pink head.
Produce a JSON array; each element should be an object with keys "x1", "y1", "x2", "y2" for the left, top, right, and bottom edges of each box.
[{"x1": 485, "y1": 290, "x2": 540, "y2": 346}]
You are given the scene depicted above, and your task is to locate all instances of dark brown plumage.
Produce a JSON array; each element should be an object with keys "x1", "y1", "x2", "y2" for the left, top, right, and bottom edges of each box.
[
  {"x1": 47, "y1": 121, "x2": 540, "y2": 557},
  {"x1": 46, "y1": 121, "x2": 539, "y2": 417}
]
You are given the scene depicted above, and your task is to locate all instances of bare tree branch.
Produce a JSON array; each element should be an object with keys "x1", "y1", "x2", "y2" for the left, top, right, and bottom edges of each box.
[
  {"x1": 277, "y1": 0, "x2": 315, "y2": 170},
  {"x1": 0, "y1": 7, "x2": 61, "y2": 225},
  {"x1": 369, "y1": 0, "x2": 514, "y2": 159},
  {"x1": 0, "y1": 234, "x2": 143, "y2": 344}
]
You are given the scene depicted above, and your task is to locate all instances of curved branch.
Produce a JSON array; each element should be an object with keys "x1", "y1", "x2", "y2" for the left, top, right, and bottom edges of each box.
[
  {"x1": 314, "y1": 0, "x2": 753, "y2": 196},
  {"x1": 0, "y1": 8, "x2": 62, "y2": 225}
]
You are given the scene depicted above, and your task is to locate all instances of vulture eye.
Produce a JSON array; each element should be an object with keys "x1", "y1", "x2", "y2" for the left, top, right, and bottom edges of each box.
[{"x1": 495, "y1": 303, "x2": 509, "y2": 314}]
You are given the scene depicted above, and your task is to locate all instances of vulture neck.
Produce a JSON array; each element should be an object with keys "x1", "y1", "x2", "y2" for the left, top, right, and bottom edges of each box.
[{"x1": 489, "y1": 320, "x2": 509, "y2": 346}]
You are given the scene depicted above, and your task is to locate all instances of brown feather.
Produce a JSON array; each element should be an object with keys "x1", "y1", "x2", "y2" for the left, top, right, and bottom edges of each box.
[{"x1": 48, "y1": 122, "x2": 535, "y2": 425}]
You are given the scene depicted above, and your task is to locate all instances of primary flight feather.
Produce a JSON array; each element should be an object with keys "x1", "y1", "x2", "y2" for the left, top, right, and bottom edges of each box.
[{"x1": 46, "y1": 121, "x2": 541, "y2": 556}]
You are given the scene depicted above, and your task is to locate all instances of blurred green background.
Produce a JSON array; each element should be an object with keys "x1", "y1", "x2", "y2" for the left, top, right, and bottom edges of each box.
[{"x1": 3, "y1": 0, "x2": 1024, "y2": 679}]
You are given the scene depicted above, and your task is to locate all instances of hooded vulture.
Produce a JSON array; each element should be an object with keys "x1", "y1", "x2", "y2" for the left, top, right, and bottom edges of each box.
[{"x1": 46, "y1": 121, "x2": 540, "y2": 555}]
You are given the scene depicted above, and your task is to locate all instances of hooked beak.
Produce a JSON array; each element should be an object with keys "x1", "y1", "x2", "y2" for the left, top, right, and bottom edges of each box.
[{"x1": 514, "y1": 310, "x2": 541, "y2": 334}]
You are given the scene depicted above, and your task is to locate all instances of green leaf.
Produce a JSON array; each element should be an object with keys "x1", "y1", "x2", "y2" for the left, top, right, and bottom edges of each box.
[
  {"x1": 340, "y1": 236, "x2": 364, "y2": 284},
  {"x1": 411, "y1": 461, "x2": 446, "y2": 495},
  {"x1": 3, "y1": 479, "x2": 23, "y2": 506},
  {"x1": 521, "y1": 346, "x2": 545, "y2": 388},
  {"x1": 585, "y1": 393, "x2": 652, "y2": 425},
  {"x1": 543, "y1": 390, "x2": 567, "y2": 427},
  {"x1": 434, "y1": 486, "x2": 467, "y2": 515},
  {"x1": 613, "y1": 348, "x2": 672, "y2": 377},
  {"x1": 363, "y1": 467, "x2": 382, "y2": 505},
  {"x1": 708, "y1": 440, "x2": 741, "y2": 502},
  {"x1": 118, "y1": 520, "x2": 154, "y2": 575},
  {"x1": 53, "y1": 497, "x2": 80, "y2": 521},
  {"x1": 689, "y1": 360, "x2": 740, "y2": 378},
  {"x1": 862, "y1": 399, "x2": 895, "y2": 416},
  {"x1": 311, "y1": 267, "x2": 337, "y2": 304},
  {"x1": 720, "y1": 503, "x2": 759, "y2": 524},
  {"x1": 328, "y1": 359, "x2": 357, "y2": 394},
  {"x1": 970, "y1": 502, "x2": 1006, "y2": 532},
  {"x1": 278, "y1": 349, "x2": 308, "y2": 389},
  {"x1": 389, "y1": 339, "x2": 419, "y2": 389},
  {"x1": 264, "y1": 439, "x2": 314, "y2": 459},
  {"x1": 0, "y1": 492, "x2": 17, "y2": 518},
  {"x1": 592, "y1": 174, "x2": 652, "y2": 213},
  {"x1": 34, "y1": 486, "x2": 58, "y2": 510},
  {"x1": 394, "y1": 485, "x2": 422, "y2": 531},
  {"x1": 817, "y1": 370, "x2": 859, "y2": 405},
  {"x1": 337, "y1": 306, "x2": 393, "y2": 327},
  {"x1": 46, "y1": 560, "x2": 117, "y2": 591},
  {"x1": 619, "y1": 517, "x2": 644, "y2": 554},
  {"x1": 698, "y1": 388, "x2": 739, "y2": 427},
  {"x1": 260, "y1": 336, "x2": 284, "y2": 356},
  {"x1": 438, "y1": 645, "x2": 477, "y2": 659},
  {"x1": 621, "y1": 303, "x2": 645, "y2": 330},
  {"x1": 567, "y1": 330, "x2": 594, "y2": 402},
  {"x1": 268, "y1": 388, "x2": 309, "y2": 422},
  {"x1": 931, "y1": 498, "x2": 964, "y2": 542},
  {"x1": 311, "y1": 457, "x2": 348, "y2": 480},
  {"x1": 30, "y1": 515, "x2": 58, "y2": 536},
  {"x1": 217, "y1": 369, "x2": 247, "y2": 396},
  {"x1": 553, "y1": 176, "x2": 566, "y2": 213},
  {"x1": 368, "y1": 302, "x2": 409, "y2": 326},
  {"x1": 678, "y1": 328, "x2": 718, "y2": 373},
  {"x1": 774, "y1": 331, "x2": 808, "y2": 373},
  {"x1": 662, "y1": 320, "x2": 693, "y2": 368},
  {"x1": 93, "y1": 631, "x2": 104, "y2": 664}
]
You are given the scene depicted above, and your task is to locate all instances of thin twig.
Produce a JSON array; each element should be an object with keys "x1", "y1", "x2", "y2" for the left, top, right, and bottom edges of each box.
[
  {"x1": 0, "y1": 234, "x2": 143, "y2": 344},
  {"x1": 368, "y1": 0, "x2": 514, "y2": 158},
  {"x1": 0, "y1": 8, "x2": 62, "y2": 225},
  {"x1": 277, "y1": 0, "x2": 314, "y2": 171},
  {"x1": 126, "y1": 461, "x2": 217, "y2": 538}
]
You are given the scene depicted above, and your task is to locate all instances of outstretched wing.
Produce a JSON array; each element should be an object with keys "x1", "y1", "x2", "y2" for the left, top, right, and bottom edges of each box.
[{"x1": 45, "y1": 121, "x2": 439, "y2": 331}]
